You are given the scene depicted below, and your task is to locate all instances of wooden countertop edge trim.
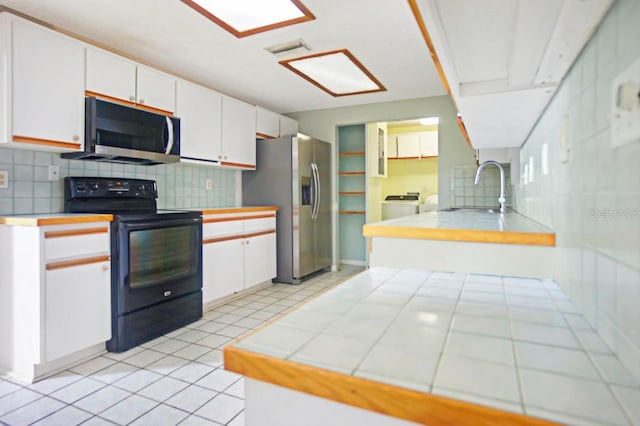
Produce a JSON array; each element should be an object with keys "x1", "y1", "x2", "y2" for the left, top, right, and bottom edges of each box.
[
  {"x1": 362, "y1": 225, "x2": 556, "y2": 247},
  {"x1": 223, "y1": 346, "x2": 557, "y2": 426},
  {"x1": 0, "y1": 215, "x2": 113, "y2": 226},
  {"x1": 201, "y1": 206, "x2": 279, "y2": 215}
]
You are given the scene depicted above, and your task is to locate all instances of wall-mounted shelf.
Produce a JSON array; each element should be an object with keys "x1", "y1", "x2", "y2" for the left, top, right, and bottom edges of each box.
[
  {"x1": 338, "y1": 124, "x2": 367, "y2": 264},
  {"x1": 339, "y1": 151, "x2": 365, "y2": 157}
]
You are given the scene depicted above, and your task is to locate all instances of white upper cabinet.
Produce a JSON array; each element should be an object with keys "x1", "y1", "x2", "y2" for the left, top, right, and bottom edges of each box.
[
  {"x1": 396, "y1": 134, "x2": 421, "y2": 158},
  {"x1": 279, "y1": 115, "x2": 299, "y2": 137},
  {"x1": 256, "y1": 106, "x2": 280, "y2": 139},
  {"x1": 85, "y1": 48, "x2": 136, "y2": 104},
  {"x1": 221, "y1": 96, "x2": 256, "y2": 169},
  {"x1": 86, "y1": 47, "x2": 176, "y2": 114},
  {"x1": 417, "y1": 0, "x2": 614, "y2": 148},
  {"x1": 136, "y1": 66, "x2": 176, "y2": 114},
  {"x1": 1, "y1": 14, "x2": 84, "y2": 151},
  {"x1": 176, "y1": 79, "x2": 222, "y2": 163},
  {"x1": 256, "y1": 107, "x2": 299, "y2": 139},
  {"x1": 419, "y1": 131, "x2": 438, "y2": 157}
]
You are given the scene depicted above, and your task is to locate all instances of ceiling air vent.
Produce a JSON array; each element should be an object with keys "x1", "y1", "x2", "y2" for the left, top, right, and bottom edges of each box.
[{"x1": 266, "y1": 39, "x2": 310, "y2": 57}]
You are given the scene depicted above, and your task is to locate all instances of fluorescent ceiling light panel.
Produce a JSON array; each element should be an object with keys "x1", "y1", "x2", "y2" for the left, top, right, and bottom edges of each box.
[
  {"x1": 280, "y1": 49, "x2": 386, "y2": 97},
  {"x1": 182, "y1": 0, "x2": 315, "y2": 37},
  {"x1": 420, "y1": 117, "x2": 440, "y2": 126}
]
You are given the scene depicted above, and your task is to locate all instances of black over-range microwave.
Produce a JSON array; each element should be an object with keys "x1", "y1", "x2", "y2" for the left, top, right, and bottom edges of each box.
[{"x1": 62, "y1": 97, "x2": 180, "y2": 165}]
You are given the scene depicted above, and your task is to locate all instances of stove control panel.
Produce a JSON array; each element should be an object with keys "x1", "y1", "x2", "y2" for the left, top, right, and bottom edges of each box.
[{"x1": 65, "y1": 177, "x2": 158, "y2": 199}]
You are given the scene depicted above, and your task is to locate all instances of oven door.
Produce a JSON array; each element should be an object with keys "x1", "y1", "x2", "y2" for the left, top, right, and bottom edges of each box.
[{"x1": 114, "y1": 216, "x2": 202, "y2": 314}]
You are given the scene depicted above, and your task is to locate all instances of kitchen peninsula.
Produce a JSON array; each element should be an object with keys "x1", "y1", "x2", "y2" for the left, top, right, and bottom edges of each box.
[
  {"x1": 363, "y1": 209, "x2": 556, "y2": 279},
  {"x1": 224, "y1": 267, "x2": 637, "y2": 426}
]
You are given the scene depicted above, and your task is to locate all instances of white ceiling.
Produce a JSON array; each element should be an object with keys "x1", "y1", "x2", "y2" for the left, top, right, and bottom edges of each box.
[
  {"x1": 0, "y1": 0, "x2": 447, "y2": 114},
  {"x1": 416, "y1": 0, "x2": 613, "y2": 149}
]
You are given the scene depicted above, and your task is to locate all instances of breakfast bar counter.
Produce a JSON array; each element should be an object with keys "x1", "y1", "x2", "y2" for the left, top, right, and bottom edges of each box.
[
  {"x1": 362, "y1": 209, "x2": 555, "y2": 246},
  {"x1": 224, "y1": 268, "x2": 638, "y2": 426},
  {"x1": 362, "y1": 210, "x2": 556, "y2": 279}
]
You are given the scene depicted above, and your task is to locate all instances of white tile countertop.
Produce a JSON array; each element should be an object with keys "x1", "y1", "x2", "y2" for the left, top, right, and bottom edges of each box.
[
  {"x1": 363, "y1": 209, "x2": 555, "y2": 246},
  {"x1": 0, "y1": 213, "x2": 113, "y2": 226},
  {"x1": 225, "y1": 268, "x2": 639, "y2": 425}
]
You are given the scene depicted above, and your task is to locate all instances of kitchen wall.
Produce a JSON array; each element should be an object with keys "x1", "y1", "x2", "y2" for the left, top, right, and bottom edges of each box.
[
  {"x1": 288, "y1": 96, "x2": 473, "y2": 267},
  {"x1": 383, "y1": 158, "x2": 438, "y2": 199},
  {"x1": 287, "y1": 95, "x2": 474, "y2": 210},
  {"x1": 451, "y1": 164, "x2": 513, "y2": 209},
  {"x1": 0, "y1": 147, "x2": 238, "y2": 215},
  {"x1": 514, "y1": 0, "x2": 640, "y2": 380}
]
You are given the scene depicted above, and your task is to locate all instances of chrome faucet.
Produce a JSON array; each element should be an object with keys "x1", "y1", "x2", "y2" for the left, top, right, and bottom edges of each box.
[{"x1": 474, "y1": 160, "x2": 506, "y2": 214}]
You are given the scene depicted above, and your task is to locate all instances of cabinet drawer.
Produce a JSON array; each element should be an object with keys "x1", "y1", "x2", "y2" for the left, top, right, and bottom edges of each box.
[
  {"x1": 44, "y1": 226, "x2": 110, "y2": 261},
  {"x1": 203, "y1": 218, "x2": 244, "y2": 239},
  {"x1": 243, "y1": 216, "x2": 275, "y2": 233}
]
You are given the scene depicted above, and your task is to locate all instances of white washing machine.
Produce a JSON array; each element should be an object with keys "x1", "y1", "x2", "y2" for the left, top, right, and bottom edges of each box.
[{"x1": 381, "y1": 194, "x2": 420, "y2": 220}]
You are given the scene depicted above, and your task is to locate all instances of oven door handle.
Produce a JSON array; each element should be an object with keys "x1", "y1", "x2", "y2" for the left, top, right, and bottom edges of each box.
[{"x1": 165, "y1": 116, "x2": 174, "y2": 155}]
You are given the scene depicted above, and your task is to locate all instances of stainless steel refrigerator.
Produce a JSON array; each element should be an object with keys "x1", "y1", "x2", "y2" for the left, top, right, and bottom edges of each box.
[{"x1": 242, "y1": 134, "x2": 332, "y2": 284}]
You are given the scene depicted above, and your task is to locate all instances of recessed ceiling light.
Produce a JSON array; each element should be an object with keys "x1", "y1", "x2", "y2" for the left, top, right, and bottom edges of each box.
[
  {"x1": 419, "y1": 117, "x2": 440, "y2": 126},
  {"x1": 182, "y1": 0, "x2": 315, "y2": 38},
  {"x1": 280, "y1": 49, "x2": 386, "y2": 97}
]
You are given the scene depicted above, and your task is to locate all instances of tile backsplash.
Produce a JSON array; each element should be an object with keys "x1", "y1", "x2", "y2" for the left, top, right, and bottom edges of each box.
[
  {"x1": 451, "y1": 164, "x2": 512, "y2": 209},
  {"x1": 0, "y1": 147, "x2": 238, "y2": 215},
  {"x1": 514, "y1": 0, "x2": 640, "y2": 381}
]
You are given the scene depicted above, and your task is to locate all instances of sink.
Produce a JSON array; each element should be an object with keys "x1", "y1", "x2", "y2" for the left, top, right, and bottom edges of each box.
[{"x1": 438, "y1": 208, "x2": 510, "y2": 214}]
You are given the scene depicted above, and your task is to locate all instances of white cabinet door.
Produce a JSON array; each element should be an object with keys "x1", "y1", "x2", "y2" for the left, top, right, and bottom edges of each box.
[
  {"x1": 85, "y1": 48, "x2": 137, "y2": 104},
  {"x1": 11, "y1": 18, "x2": 84, "y2": 150},
  {"x1": 221, "y1": 97, "x2": 256, "y2": 168},
  {"x1": 279, "y1": 115, "x2": 299, "y2": 137},
  {"x1": 419, "y1": 131, "x2": 438, "y2": 157},
  {"x1": 396, "y1": 134, "x2": 420, "y2": 158},
  {"x1": 243, "y1": 232, "x2": 277, "y2": 289},
  {"x1": 86, "y1": 49, "x2": 175, "y2": 113},
  {"x1": 176, "y1": 80, "x2": 222, "y2": 162},
  {"x1": 387, "y1": 135, "x2": 398, "y2": 158},
  {"x1": 256, "y1": 107, "x2": 280, "y2": 139},
  {"x1": 202, "y1": 238, "x2": 244, "y2": 304},
  {"x1": 136, "y1": 66, "x2": 176, "y2": 114},
  {"x1": 44, "y1": 260, "x2": 111, "y2": 362}
]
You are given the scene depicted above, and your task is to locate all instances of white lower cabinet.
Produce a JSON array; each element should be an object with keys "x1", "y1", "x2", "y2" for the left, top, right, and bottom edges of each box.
[
  {"x1": 203, "y1": 238, "x2": 245, "y2": 302},
  {"x1": 244, "y1": 232, "x2": 277, "y2": 287},
  {"x1": 0, "y1": 221, "x2": 111, "y2": 383},
  {"x1": 45, "y1": 261, "x2": 110, "y2": 361},
  {"x1": 201, "y1": 210, "x2": 277, "y2": 306}
]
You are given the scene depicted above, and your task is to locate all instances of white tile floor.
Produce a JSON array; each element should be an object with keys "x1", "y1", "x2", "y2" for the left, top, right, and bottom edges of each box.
[{"x1": 0, "y1": 266, "x2": 363, "y2": 426}]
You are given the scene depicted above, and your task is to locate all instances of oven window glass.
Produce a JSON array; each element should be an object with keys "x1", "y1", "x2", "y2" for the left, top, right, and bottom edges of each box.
[{"x1": 129, "y1": 225, "x2": 198, "y2": 288}]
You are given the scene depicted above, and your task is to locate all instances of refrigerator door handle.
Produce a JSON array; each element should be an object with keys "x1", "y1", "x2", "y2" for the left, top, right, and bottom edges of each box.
[{"x1": 311, "y1": 162, "x2": 320, "y2": 220}]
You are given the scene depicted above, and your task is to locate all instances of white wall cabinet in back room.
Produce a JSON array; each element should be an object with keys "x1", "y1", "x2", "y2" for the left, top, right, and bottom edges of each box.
[
  {"x1": 86, "y1": 47, "x2": 176, "y2": 114},
  {"x1": 0, "y1": 13, "x2": 84, "y2": 152},
  {"x1": 201, "y1": 210, "x2": 277, "y2": 307},
  {"x1": 0, "y1": 221, "x2": 111, "y2": 383},
  {"x1": 396, "y1": 134, "x2": 421, "y2": 159},
  {"x1": 419, "y1": 131, "x2": 438, "y2": 157},
  {"x1": 176, "y1": 79, "x2": 223, "y2": 164},
  {"x1": 221, "y1": 96, "x2": 257, "y2": 169}
]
